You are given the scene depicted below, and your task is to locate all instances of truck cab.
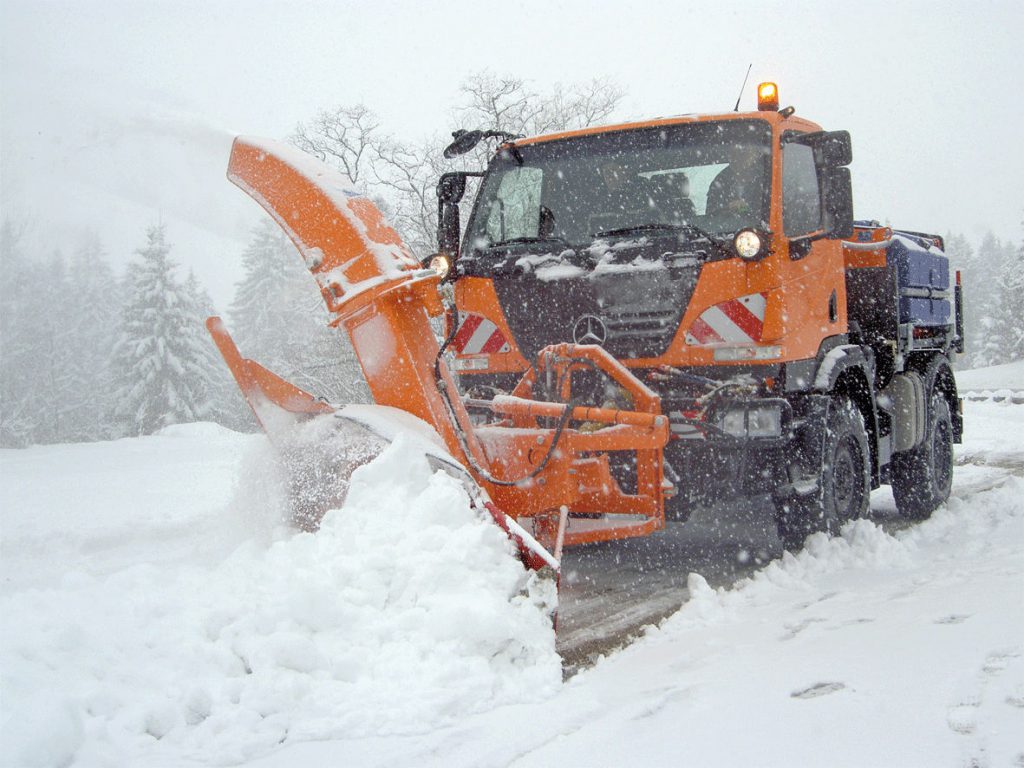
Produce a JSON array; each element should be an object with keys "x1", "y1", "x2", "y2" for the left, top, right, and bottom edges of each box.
[{"x1": 436, "y1": 83, "x2": 962, "y2": 546}]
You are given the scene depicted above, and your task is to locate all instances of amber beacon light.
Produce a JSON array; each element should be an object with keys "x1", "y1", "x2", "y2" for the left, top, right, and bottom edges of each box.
[{"x1": 757, "y1": 81, "x2": 779, "y2": 111}]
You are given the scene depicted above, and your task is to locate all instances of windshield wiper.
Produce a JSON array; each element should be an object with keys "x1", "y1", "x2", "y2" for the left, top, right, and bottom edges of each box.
[
  {"x1": 488, "y1": 235, "x2": 574, "y2": 251},
  {"x1": 591, "y1": 223, "x2": 732, "y2": 258}
]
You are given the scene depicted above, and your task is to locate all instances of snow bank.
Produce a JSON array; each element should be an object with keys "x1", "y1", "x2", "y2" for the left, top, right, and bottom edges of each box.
[
  {"x1": 956, "y1": 360, "x2": 1024, "y2": 392},
  {"x1": 0, "y1": 423, "x2": 257, "y2": 593},
  {"x1": 0, "y1": 433, "x2": 559, "y2": 767},
  {"x1": 244, "y1": 460, "x2": 1024, "y2": 768},
  {"x1": 957, "y1": 359, "x2": 1024, "y2": 403}
]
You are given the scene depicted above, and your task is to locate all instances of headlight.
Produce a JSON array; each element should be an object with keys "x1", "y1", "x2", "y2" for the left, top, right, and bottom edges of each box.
[
  {"x1": 428, "y1": 254, "x2": 451, "y2": 278},
  {"x1": 720, "y1": 408, "x2": 747, "y2": 437},
  {"x1": 733, "y1": 229, "x2": 767, "y2": 261}
]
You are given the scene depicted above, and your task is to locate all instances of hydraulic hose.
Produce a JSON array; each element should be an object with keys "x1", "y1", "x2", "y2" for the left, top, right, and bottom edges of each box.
[{"x1": 433, "y1": 301, "x2": 573, "y2": 487}]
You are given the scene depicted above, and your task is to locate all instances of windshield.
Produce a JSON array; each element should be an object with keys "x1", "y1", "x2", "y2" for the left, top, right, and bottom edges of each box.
[{"x1": 465, "y1": 119, "x2": 772, "y2": 252}]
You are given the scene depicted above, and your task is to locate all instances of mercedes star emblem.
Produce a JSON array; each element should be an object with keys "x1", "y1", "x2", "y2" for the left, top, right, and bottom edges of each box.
[{"x1": 572, "y1": 314, "x2": 608, "y2": 346}]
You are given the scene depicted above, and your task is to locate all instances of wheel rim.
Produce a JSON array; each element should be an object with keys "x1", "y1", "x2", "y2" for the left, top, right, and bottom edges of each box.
[{"x1": 832, "y1": 436, "x2": 859, "y2": 521}]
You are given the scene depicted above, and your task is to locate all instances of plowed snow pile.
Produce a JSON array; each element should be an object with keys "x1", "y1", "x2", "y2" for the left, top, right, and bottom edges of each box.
[{"x1": 0, "y1": 431, "x2": 559, "y2": 767}]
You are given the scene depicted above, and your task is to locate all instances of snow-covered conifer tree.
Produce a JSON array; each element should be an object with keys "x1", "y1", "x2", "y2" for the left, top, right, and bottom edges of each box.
[
  {"x1": 27, "y1": 249, "x2": 75, "y2": 444},
  {"x1": 228, "y1": 220, "x2": 296, "y2": 374},
  {"x1": 63, "y1": 235, "x2": 122, "y2": 441},
  {"x1": 0, "y1": 220, "x2": 45, "y2": 446},
  {"x1": 180, "y1": 269, "x2": 247, "y2": 428},
  {"x1": 113, "y1": 224, "x2": 212, "y2": 435},
  {"x1": 966, "y1": 233, "x2": 1006, "y2": 368},
  {"x1": 992, "y1": 237, "x2": 1024, "y2": 363}
]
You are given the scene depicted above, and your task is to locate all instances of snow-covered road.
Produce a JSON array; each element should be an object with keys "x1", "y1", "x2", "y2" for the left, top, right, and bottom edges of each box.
[{"x1": 1, "y1": 400, "x2": 1022, "y2": 767}]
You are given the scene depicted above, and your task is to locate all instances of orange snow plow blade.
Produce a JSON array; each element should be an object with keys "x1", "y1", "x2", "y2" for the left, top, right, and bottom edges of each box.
[{"x1": 225, "y1": 136, "x2": 421, "y2": 315}]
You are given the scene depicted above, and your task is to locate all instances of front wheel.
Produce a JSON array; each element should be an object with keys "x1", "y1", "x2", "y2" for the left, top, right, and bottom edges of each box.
[
  {"x1": 775, "y1": 396, "x2": 870, "y2": 550},
  {"x1": 892, "y1": 393, "x2": 953, "y2": 520}
]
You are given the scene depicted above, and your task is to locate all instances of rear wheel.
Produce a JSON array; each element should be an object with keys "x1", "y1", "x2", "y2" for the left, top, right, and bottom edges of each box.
[
  {"x1": 775, "y1": 396, "x2": 870, "y2": 550},
  {"x1": 892, "y1": 393, "x2": 953, "y2": 520}
]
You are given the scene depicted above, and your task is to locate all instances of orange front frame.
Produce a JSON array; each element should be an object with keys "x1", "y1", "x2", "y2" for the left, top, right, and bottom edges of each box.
[{"x1": 471, "y1": 343, "x2": 670, "y2": 547}]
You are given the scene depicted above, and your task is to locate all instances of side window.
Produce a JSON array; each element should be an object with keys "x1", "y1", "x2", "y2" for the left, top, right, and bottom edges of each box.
[
  {"x1": 484, "y1": 167, "x2": 543, "y2": 243},
  {"x1": 782, "y1": 142, "x2": 821, "y2": 237}
]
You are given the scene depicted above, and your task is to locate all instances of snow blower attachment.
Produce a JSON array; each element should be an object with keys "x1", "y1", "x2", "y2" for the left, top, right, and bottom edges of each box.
[{"x1": 208, "y1": 136, "x2": 672, "y2": 576}]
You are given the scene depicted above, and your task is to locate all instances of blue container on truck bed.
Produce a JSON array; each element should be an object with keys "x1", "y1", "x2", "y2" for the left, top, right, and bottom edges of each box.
[{"x1": 888, "y1": 232, "x2": 951, "y2": 327}]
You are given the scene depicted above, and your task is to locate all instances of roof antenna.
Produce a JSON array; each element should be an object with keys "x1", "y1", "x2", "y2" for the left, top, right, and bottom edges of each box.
[{"x1": 733, "y1": 63, "x2": 753, "y2": 112}]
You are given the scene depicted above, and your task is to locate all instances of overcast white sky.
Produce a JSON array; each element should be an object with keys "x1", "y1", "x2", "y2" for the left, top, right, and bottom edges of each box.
[{"x1": 2, "y1": 0, "x2": 1021, "y2": 309}]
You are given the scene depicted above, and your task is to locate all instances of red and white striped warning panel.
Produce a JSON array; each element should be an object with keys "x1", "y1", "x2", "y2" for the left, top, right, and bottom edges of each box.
[
  {"x1": 451, "y1": 313, "x2": 511, "y2": 355},
  {"x1": 685, "y1": 293, "x2": 767, "y2": 345}
]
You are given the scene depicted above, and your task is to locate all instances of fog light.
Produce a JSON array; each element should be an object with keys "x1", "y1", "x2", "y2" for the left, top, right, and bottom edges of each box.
[
  {"x1": 713, "y1": 345, "x2": 781, "y2": 361},
  {"x1": 720, "y1": 408, "x2": 747, "y2": 437},
  {"x1": 747, "y1": 405, "x2": 782, "y2": 437},
  {"x1": 452, "y1": 356, "x2": 489, "y2": 371},
  {"x1": 717, "y1": 403, "x2": 784, "y2": 438}
]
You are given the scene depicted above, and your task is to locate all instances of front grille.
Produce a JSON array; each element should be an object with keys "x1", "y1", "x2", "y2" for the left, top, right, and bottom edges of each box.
[
  {"x1": 604, "y1": 306, "x2": 679, "y2": 340},
  {"x1": 493, "y1": 268, "x2": 698, "y2": 360}
]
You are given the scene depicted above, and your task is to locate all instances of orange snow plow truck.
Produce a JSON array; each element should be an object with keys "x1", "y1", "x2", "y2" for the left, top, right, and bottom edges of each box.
[{"x1": 209, "y1": 82, "x2": 964, "y2": 576}]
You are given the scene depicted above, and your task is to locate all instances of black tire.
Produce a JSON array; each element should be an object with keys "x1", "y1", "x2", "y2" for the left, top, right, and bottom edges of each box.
[
  {"x1": 775, "y1": 396, "x2": 871, "y2": 550},
  {"x1": 892, "y1": 393, "x2": 953, "y2": 520}
]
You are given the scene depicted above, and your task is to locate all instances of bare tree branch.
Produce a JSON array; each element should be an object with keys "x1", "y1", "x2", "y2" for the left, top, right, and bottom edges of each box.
[
  {"x1": 291, "y1": 104, "x2": 383, "y2": 187},
  {"x1": 291, "y1": 72, "x2": 626, "y2": 256}
]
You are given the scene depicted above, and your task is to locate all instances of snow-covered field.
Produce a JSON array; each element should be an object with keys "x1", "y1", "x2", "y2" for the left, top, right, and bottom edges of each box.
[{"x1": 2, "y1": 394, "x2": 1022, "y2": 767}]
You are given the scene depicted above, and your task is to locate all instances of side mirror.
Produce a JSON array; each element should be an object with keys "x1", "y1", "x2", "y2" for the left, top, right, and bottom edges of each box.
[
  {"x1": 436, "y1": 172, "x2": 469, "y2": 258},
  {"x1": 824, "y1": 166, "x2": 854, "y2": 239},
  {"x1": 435, "y1": 171, "x2": 485, "y2": 260},
  {"x1": 438, "y1": 201, "x2": 461, "y2": 256},
  {"x1": 819, "y1": 131, "x2": 852, "y2": 167},
  {"x1": 438, "y1": 172, "x2": 467, "y2": 204},
  {"x1": 443, "y1": 130, "x2": 484, "y2": 159},
  {"x1": 788, "y1": 130, "x2": 852, "y2": 167}
]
